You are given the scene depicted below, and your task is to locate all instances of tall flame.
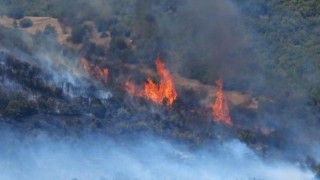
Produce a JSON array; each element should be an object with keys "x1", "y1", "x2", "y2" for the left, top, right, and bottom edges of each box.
[
  {"x1": 125, "y1": 54, "x2": 177, "y2": 106},
  {"x1": 211, "y1": 79, "x2": 232, "y2": 125},
  {"x1": 80, "y1": 58, "x2": 109, "y2": 84}
]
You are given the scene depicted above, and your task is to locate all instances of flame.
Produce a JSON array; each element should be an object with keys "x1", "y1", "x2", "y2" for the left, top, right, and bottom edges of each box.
[
  {"x1": 125, "y1": 80, "x2": 136, "y2": 95},
  {"x1": 103, "y1": 68, "x2": 109, "y2": 84},
  {"x1": 144, "y1": 77, "x2": 162, "y2": 104},
  {"x1": 125, "y1": 54, "x2": 177, "y2": 106},
  {"x1": 80, "y1": 57, "x2": 109, "y2": 84},
  {"x1": 261, "y1": 128, "x2": 270, "y2": 135},
  {"x1": 211, "y1": 79, "x2": 232, "y2": 125},
  {"x1": 81, "y1": 58, "x2": 89, "y2": 71}
]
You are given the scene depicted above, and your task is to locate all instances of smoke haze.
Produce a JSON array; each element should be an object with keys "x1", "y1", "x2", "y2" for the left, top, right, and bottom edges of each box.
[{"x1": 0, "y1": 127, "x2": 314, "y2": 180}]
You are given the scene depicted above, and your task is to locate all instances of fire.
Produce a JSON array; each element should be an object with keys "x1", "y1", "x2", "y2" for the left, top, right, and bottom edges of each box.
[
  {"x1": 103, "y1": 68, "x2": 109, "y2": 84},
  {"x1": 125, "y1": 80, "x2": 143, "y2": 97},
  {"x1": 261, "y1": 128, "x2": 270, "y2": 135},
  {"x1": 125, "y1": 80, "x2": 136, "y2": 95},
  {"x1": 125, "y1": 54, "x2": 177, "y2": 106},
  {"x1": 80, "y1": 57, "x2": 109, "y2": 84},
  {"x1": 144, "y1": 77, "x2": 162, "y2": 104},
  {"x1": 211, "y1": 79, "x2": 232, "y2": 125},
  {"x1": 81, "y1": 58, "x2": 89, "y2": 71}
]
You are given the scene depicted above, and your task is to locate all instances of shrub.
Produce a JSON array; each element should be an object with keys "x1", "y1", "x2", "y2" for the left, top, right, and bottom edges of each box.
[
  {"x1": 38, "y1": 98, "x2": 56, "y2": 114},
  {"x1": 69, "y1": 25, "x2": 92, "y2": 44},
  {"x1": 3, "y1": 100, "x2": 37, "y2": 118},
  {"x1": 19, "y1": 18, "x2": 33, "y2": 28},
  {"x1": 100, "y1": 31, "x2": 108, "y2": 38},
  {"x1": 12, "y1": 21, "x2": 18, "y2": 28},
  {"x1": 58, "y1": 103, "x2": 81, "y2": 116},
  {"x1": 90, "y1": 98, "x2": 106, "y2": 118},
  {"x1": 238, "y1": 130, "x2": 257, "y2": 144},
  {"x1": 8, "y1": 8, "x2": 24, "y2": 20},
  {"x1": 43, "y1": 24, "x2": 57, "y2": 39}
]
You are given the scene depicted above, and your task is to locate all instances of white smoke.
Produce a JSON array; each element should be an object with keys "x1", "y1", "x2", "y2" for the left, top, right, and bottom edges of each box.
[{"x1": 0, "y1": 131, "x2": 314, "y2": 180}]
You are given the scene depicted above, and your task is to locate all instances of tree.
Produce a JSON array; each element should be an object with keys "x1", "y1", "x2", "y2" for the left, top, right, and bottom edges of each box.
[
  {"x1": 3, "y1": 100, "x2": 37, "y2": 118},
  {"x1": 43, "y1": 24, "x2": 57, "y2": 39},
  {"x1": 19, "y1": 18, "x2": 33, "y2": 28},
  {"x1": 12, "y1": 20, "x2": 18, "y2": 29},
  {"x1": 69, "y1": 25, "x2": 92, "y2": 44},
  {"x1": 8, "y1": 7, "x2": 24, "y2": 19}
]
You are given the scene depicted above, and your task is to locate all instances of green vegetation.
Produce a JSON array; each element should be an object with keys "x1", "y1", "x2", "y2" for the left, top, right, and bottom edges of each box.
[
  {"x1": 69, "y1": 24, "x2": 92, "y2": 44},
  {"x1": 4, "y1": 100, "x2": 37, "y2": 118},
  {"x1": 43, "y1": 24, "x2": 57, "y2": 38},
  {"x1": 0, "y1": 0, "x2": 320, "y2": 162},
  {"x1": 19, "y1": 18, "x2": 33, "y2": 28}
]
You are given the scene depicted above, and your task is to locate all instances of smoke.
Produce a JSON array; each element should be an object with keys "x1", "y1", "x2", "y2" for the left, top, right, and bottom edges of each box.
[
  {"x1": 0, "y1": 0, "x2": 319, "y2": 179},
  {"x1": 0, "y1": 127, "x2": 314, "y2": 180},
  {"x1": 0, "y1": 25, "x2": 111, "y2": 99}
]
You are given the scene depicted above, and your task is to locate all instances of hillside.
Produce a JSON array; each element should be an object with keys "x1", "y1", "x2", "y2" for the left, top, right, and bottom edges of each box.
[{"x1": 0, "y1": 0, "x2": 320, "y2": 179}]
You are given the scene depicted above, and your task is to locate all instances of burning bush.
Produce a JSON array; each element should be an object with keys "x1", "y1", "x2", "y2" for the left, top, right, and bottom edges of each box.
[{"x1": 125, "y1": 54, "x2": 177, "y2": 106}]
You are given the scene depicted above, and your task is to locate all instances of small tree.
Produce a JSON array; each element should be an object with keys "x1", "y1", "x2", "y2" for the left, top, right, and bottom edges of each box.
[
  {"x1": 69, "y1": 25, "x2": 92, "y2": 44},
  {"x1": 43, "y1": 24, "x2": 57, "y2": 39},
  {"x1": 13, "y1": 20, "x2": 18, "y2": 28},
  {"x1": 19, "y1": 18, "x2": 33, "y2": 28}
]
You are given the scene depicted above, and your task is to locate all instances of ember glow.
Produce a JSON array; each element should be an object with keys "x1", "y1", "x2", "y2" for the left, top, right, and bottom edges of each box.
[
  {"x1": 80, "y1": 57, "x2": 89, "y2": 71},
  {"x1": 125, "y1": 80, "x2": 143, "y2": 97},
  {"x1": 103, "y1": 68, "x2": 109, "y2": 84},
  {"x1": 125, "y1": 54, "x2": 177, "y2": 106},
  {"x1": 211, "y1": 79, "x2": 232, "y2": 125},
  {"x1": 80, "y1": 58, "x2": 109, "y2": 84}
]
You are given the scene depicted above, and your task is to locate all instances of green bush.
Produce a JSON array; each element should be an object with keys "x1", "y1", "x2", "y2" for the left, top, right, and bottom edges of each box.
[
  {"x1": 90, "y1": 98, "x2": 106, "y2": 118},
  {"x1": 7, "y1": 8, "x2": 24, "y2": 20},
  {"x1": 43, "y1": 24, "x2": 57, "y2": 39},
  {"x1": 12, "y1": 21, "x2": 18, "y2": 28},
  {"x1": 238, "y1": 130, "x2": 257, "y2": 144},
  {"x1": 69, "y1": 25, "x2": 92, "y2": 44},
  {"x1": 58, "y1": 103, "x2": 80, "y2": 116},
  {"x1": 19, "y1": 18, "x2": 33, "y2": 28},
  {"x1": 38, "y1": 98, "x2": 56, "y2": 114},
  {"x1": 3, "y1": 100, "x2": 37, "y2": 118}
]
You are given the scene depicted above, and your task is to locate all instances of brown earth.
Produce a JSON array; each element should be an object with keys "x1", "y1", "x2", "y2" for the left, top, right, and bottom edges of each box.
[{"x1": 0, "y1": 16, "x2": 111, "y2": 50}]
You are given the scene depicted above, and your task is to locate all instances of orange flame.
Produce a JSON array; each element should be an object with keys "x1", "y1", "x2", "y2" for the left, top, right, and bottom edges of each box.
[
  {"x1": 211, "y1": 79, "x2": 232, "y2": 125},
  {"x1": 81, "y1": 58, "x2": 89, "y2": 71},
  {"x1": 80, "y1": 58, "x2": 109, "y2": 84},
  {"x1": 261, "y1": 128, "x2": 270, "y2": 135},
  {"x1": 103, "y1": 68, "x2": 109, "y2": 84},
  {"x1": 125, "y1": 54, "x2": 177, "y2": 106},
  {"x1": 125, "y1": 80, "x2": 136, "y2": 95}
]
